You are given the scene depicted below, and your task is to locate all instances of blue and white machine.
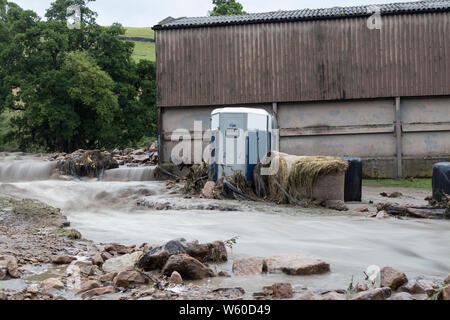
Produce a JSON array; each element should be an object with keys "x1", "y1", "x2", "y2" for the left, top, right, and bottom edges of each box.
[{"x1": 210, "y1": 107, "x2": 277, "y2": 182}]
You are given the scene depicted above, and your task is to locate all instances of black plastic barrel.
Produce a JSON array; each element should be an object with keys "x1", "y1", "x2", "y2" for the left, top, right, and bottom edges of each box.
[
  {"x1": 340, "y1": 156, "x2": 363, "y2": 202},
  {"x1": 432, "y1": 162, "x2": 450, "y2": 202}
]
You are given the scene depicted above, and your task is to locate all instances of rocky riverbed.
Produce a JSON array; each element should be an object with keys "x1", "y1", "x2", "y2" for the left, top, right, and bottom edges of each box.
[{"x1": 1, "y1": 195, "x2": 449, "y2": 301}]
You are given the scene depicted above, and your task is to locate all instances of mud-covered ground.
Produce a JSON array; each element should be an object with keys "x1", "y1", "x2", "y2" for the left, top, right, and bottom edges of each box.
[
  {"x1": 1, "y1": 184, "x2": 449, "y2": 301},
  {"x1": 0, "y1": 197, "x2": 251, "y2": 300}
]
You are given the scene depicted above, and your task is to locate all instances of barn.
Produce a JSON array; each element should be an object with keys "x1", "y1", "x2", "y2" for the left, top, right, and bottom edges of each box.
[{"x1": 153, "y1": 0, "x2": 450, "y2": 178}]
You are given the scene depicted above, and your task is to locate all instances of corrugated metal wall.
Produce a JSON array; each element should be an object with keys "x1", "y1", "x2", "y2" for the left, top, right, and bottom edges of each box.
[{"x1": 156, "y1": 12, "x2": 450, "y2": 107}]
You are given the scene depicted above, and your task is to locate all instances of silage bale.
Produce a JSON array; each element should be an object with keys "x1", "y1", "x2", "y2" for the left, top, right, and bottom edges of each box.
[{"x1": 287, "y1": 156, "x2": 349, "y2": 201}]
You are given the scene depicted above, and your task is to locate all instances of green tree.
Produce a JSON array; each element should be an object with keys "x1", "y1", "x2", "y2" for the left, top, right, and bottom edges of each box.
[
  {"x1": 210, "y1": 0, "x2": 246, "y2": 16},
  {"x1": 0, "y1": 0, "x2": 158, "y2": 152},
  {"x1": 45, "y1": 0, "x2": 97, "y2": 25},
  {"x1": 13, "y1": 52, "x2": 119, "y2": 151}
]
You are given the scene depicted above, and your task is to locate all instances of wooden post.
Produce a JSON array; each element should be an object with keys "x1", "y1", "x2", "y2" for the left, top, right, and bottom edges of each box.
[
  {"x1": 157, "y1": 106, "x2": 163, "y2": 165},
  {"x1": 272, "y1": 102, "x2": 280, "y2": 151},
  {"x1": 395, "y1": 97, "x2": 403, "y2": 179}
]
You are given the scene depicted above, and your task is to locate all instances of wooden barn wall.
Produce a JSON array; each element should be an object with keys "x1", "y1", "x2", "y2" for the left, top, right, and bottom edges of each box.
[{"x1": 155, "y1": 12, "x2": 450, "y2": 107}]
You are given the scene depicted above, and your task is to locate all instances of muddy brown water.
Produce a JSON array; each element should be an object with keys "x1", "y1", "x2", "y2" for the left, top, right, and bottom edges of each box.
[{"x1": 1, "y1": 155, "x2": 449, "y2": 296}]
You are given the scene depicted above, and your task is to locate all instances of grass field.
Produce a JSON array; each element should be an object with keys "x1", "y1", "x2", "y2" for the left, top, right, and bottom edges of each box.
[
  {"x1": 131, "y1": 41, "x2": 156, "y2": 62},
  {"x1": 124, "y1": 27, "x2": 154, "y2": 39},
  {"x1": 123, "y1": 27, "x2": 156, "y2": 62},
  {"x1": 363, "y1": 178, "x2": 432, "y2": 189}
]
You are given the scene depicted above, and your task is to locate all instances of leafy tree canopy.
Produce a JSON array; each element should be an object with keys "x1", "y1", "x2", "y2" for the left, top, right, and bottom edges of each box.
[
  {"x1": 0, "y1": 0, "x2": 157, "y2": 152},
  {"x1": 210, "y1": 0, "x2": 246, "y2": 16}
]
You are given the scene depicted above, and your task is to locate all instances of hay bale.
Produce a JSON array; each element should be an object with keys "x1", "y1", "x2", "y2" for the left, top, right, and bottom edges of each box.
[
  {"x1": 255, "y1": 151, "x2": 293, "y2": 203},
  {"x1": 259, "y1": 153, "x2": 348, "y2": 203},
  {"x1": 287, "y1": 156, "x2": 348, "y2": 201}
]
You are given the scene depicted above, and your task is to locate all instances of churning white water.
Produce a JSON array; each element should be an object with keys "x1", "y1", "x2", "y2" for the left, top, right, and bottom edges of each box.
[
  {"x1": 0, "y1": 155, "x2": 449, "y2": 294},
  {"x1": 103, "y1": 166, "x2": 157, "y2": 182},
  {"x1": 0, "y1": 160, "x2": 58, "y2": 183}
]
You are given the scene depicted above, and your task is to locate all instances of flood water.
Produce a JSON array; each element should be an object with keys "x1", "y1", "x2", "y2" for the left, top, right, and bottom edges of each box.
[{"x1": 1, "y1": 153, "x2": 449, "y2": 295}]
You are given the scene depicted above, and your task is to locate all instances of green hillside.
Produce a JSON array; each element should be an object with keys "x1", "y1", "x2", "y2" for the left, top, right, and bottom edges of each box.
[
  {"x1": 123, "y1": 27, "x2": 156, "y2": 62},
  {"x1": 124, "y1": 27, "x2": 155, "y2": 39}
]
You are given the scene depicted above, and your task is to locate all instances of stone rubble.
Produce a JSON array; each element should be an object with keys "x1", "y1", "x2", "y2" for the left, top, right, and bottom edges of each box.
[{"x1": 1, "y1": 195, "x2": 448, "y2": 301}]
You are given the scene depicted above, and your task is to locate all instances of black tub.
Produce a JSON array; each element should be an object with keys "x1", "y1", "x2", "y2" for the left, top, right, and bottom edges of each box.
[
  {"x1": 340, "y1": 156, "x2": 363, "y2": 202},
  {"x1": 432, "y1": 162, "x2": 450, "y2": 202}
]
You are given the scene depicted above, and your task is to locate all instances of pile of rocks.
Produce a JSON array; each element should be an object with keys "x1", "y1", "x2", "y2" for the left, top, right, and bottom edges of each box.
[
  {"x1": 110, "y1": 142, "x2": 158, "y2": 166},
  {"x1": 47, "y1": 142, "x2": 159, "y2": 175},
  {"x1": 251, "y1": 265, "x2": 450, "y2": 300},
  {"x1": 2, "y1": 196, "x2": 449, "y2": 301},
  {"x1": 232, "y1": 254, "x2": 330, "y2": 277},
  {"x1": 136, "y1": 238, "x2": 228, "y2": 280}
]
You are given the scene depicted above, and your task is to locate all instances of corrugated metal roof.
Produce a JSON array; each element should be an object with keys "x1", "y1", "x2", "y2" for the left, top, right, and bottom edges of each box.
[{"x1": 153, "y1": 0, "x2": 450, "y2": 30}]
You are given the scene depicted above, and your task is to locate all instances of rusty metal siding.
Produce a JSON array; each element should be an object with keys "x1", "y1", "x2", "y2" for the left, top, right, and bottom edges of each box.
[{"x1": 156, "y1": 12, "x2": 450, "y2": 107}]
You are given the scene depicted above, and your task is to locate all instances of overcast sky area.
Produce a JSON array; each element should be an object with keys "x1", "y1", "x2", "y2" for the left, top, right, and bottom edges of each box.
[{"x1": 12, "y1": 0, "x2": 415, "y2": 27}]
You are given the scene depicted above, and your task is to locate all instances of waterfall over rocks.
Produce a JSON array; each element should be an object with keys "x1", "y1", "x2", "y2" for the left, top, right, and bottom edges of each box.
[
  {"x1": 103, "y1": 166, "x2": 157, "y2": 182},
  {"x1": 0, "y1": 161, "x2": 58, "y2": 182}
]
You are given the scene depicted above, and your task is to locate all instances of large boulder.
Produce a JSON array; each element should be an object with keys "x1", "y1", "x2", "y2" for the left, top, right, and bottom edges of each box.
[
  {"x1": 78, "y1": 280, "x2": 101, "y2": 293},
  {"x1": 104, "y1": 243, "x2": 132, "y2": 255},
  {"x1": 81, "y1": 286, "x2": 115, "y2": 300},
  {"x1": 170, "y1": 271, "x2": 184, "y2": 285},
  {"x1": 162, "y1": 254, "x2": 215, "y2": 280},
  {"x1": 321, "y1": 291, "x2": 346, "y2": 300},
  {"x1": 40, "y1": 278, "x2": 64, "y2": 291},
  {"x1": 137, "y1": 239, "x2": 187, "y2": 270},
  {"x1": 443, "y1": 285, "x2": 450, "y2": 300},
  {"x1": 185, "y1": 240, "x2": 227, "y2": 263},
  {"x1": 51, "y1": 255, "x2": 77, "y2": 265},
  {"x1": 263, "y1": 254, "x2": 330, "y2": 275},
  {"x1": 232, "y1": 258, "x2": 264, "y2": 276},
  {"x1": 99, "y1": 272, "x2": 117, "y2": 283},
  {"x1": 271, "y1": 283, "x2": 293, "y2": 299},
  {"x1": 380, "y1": 267, "x2": 408, "y2": 290},
  {"x1": 387, "y1": 292, "x2": 414, "y2": 300},
  {"x1": 102, "y1": 251, "x2": 143, "y2": 274},
  {"x1": 0, "y1": 255, "x2": 20, "y2": 279},
  {"x1": 416, "y1": 279, "x2": 440, "y2": 297},
  {"x1": 67, "y1": 260, "x2": 94, "y2": 277},
  {"x1": 400, "y1": 280, "x2": 426, "y2": 294},
  {"x1": 137, "y1": 239, "x2": 227, "y2": 271},
  {"x1": 113, "y1": 271, "x2": 147, "y2": 288},
  {"x1": 351, "y1": 288, "x2": 391, "y2": 300}
]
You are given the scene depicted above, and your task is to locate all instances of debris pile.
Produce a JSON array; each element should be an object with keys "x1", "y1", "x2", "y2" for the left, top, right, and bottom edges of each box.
[
  {"x1": 375, "y1": 200, "x2": 449, "y2": 219},
  {"x1": 213, "y1": 171, "x2": 257, "y2": 201},
  {"x1": 47, "y1": 142, "x2": 159, "y2": 178},
  {"x1": 183, "y1": 164, "x2": 209, "y2": 194},
  {"x1": 55, "y1": 150, "x2": 118, "y2": 178},
  {"x1": 111, "y1": 141, "x2": 158, "y2": 166}
]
